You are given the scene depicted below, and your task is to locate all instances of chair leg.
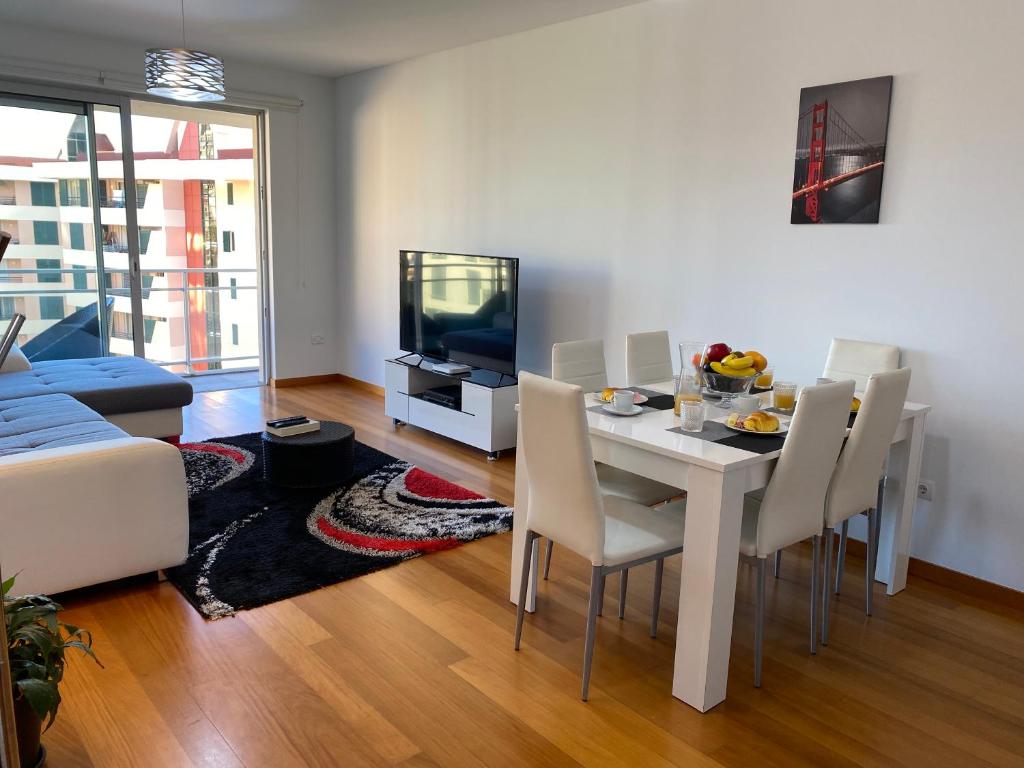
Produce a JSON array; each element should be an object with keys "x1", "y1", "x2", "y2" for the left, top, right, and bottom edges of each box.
[
  {"x1": 581, "y1": 565, "x2": 603, "y2": 701},
  {"x1": 754, "y1": 557, "x2": 766, "y2": 687},
  {"x1": 596, "y1": 571, "x2": 606, "y2": 617},
  {"x1": 618, "y1": 569, "x2": 629, "y2": 619},
  {"x1": 866, "y1": 508, "x2": 877, "y2": 616},
  {"x1": 873, "y1": 476, "x2": 885, "y2": 568},
  {"x1": 821, "y1": 527, "x2": 834, "y2": 646},
  {"x1": 773, "y1": 549, "x2": 782, "y2": 579},
  {"x1": 810, "y1": 535, "x2": 820, "y2": 655},
  {"x1": 543, "y1": 539, "x2": 553, "y2": 580},
  {"x1": 650, "y1": 559, "x2": 664, "y2": 638},
  {"x1": 834, "y1": 519, "x2": 848, "y2": 595},
  {"x1": 514, "y1": 531, "x2": 537, "y2": 650}
]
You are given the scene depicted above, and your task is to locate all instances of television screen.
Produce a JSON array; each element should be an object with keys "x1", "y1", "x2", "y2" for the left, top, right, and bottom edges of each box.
[{"x1": 399, "y1": 251, "x2": 518, "y2": 375}]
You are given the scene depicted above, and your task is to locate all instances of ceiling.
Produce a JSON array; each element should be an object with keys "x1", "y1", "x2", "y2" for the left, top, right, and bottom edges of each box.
[{"x1": 0, "y1": 0, "x2": 647, "y2": 77}]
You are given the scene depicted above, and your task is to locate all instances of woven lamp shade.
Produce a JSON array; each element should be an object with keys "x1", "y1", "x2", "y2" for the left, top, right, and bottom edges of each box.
[{"x1": 145, "y1": 48, "x2": 225, "y2": 102}]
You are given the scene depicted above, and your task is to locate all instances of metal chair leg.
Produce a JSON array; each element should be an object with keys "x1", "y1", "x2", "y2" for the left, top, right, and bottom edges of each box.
[
  {"x1": 581, "y1": 565, "x2": 602, "y2": 701},
  {"x1": 822, "y1": 527, "x2": 834, "y2": 646},
  {"x1": 834, "y1": 519, "x2": 848, "y2": 595},
  {"x1": 596, "y1": 571, "x2": 606, "y2": 617},
  {"x1": 650, "y1": 559, "x2": 664, "y2": 638},
  {"x1": 618, "y1": 569, "x2": 629, "y2": 619},
  {"x1": 866, "y1": 508, "x2": 877, "y2": 616},
  {"x1": 754, "y1": 557, "x2": 766, "y2": 687},
  {"x1": 543, "y1": 539, "x2": 553, "y2": 580},
  {"x1": 810, "y1": 535, "x2": 820, "y2": 655},
  {"x1": 514, "y1": 531, "x2": 537, "y2": 650},
  {"x1": 773, "y1": 549, "x2": 782, "y2": 578},
  {"x1": 873, "y1": 476, "x2": 885, "y2": 569}
]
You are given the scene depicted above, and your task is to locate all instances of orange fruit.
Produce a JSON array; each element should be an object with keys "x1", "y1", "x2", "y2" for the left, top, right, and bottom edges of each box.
[{"x1": 745, "y1": 351, "x2": 768, "y2": 372}]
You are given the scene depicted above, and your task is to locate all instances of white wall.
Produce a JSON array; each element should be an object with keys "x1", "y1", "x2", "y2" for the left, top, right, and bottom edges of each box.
[
  {"x1": 0, "y1": 23, "x2": 338, "y2": 379},
  {"x1": 335, "y1": 0, "x2": 1024, "y2": 590}
]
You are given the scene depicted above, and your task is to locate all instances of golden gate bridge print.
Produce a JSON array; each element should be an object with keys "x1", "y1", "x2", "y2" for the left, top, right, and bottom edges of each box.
[{"x1": 790, "y1": 76, "x2": 892, "y2": 224}]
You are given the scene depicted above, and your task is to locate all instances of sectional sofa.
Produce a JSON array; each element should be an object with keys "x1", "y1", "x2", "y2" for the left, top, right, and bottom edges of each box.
[{"x1": 0, "y1": 348, "x2": 194, "y2": 595}]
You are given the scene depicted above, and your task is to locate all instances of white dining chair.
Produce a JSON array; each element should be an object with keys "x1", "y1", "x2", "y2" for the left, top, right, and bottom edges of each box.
[
  {"x1": 551, "y1": 339, "x2": 609, "y2": 392},
  {"x1": 625, "y1": 330, "x2": 674, "y2": 387},
  {"x1": 821, "y1": 368, "x2": 911, "y2": 644},
  {"x1": 513, "y1": 372, "x2": 686, "y2": 700},
  {"x1": 774, "y1": 337, "x2": 901, "y2": 579},
  {"x1": 822, "y1": 338, "x2": 900, "y2": 391},
  {"x1": 547, "y1": 339, "x2": 682, "y2": 605},
  {"x1": 739, "y1": 379, "x2": 854, "y2": 686}
]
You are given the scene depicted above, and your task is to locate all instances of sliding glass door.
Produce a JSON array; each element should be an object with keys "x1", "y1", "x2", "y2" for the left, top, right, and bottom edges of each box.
[
  {"x1": 0, "y1": 95, "x2": 126, "y2": 359},
  {"x1": 0, "y1": 88, "x2": 267, "y2": 380}
]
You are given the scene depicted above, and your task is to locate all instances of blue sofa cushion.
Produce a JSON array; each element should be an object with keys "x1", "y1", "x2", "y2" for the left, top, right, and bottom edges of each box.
[
  {"x1": 0, "y1": 357, "x2": 193, "y2": 415},
  {"x1": 0, "y1": 393, "x2": 128, "y2": 457}
]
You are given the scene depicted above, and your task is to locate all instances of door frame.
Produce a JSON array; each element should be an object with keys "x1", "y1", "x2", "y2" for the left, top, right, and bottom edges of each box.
[{"x1": 0, "y1": 78, "x2": 271, "y2": 382}]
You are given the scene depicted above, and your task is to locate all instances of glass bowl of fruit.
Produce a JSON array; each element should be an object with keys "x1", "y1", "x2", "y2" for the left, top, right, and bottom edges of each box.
[{"x1": 702, "y1": 346, "x2": 766, "y2": 409}]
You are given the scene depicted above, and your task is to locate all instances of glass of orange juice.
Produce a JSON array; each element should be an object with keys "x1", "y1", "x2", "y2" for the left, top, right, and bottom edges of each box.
[
  {"x1": 755, "y1": 367, "x2": 774, "y2": 390},
  {"x1": 773, "y1": 381, "x2": 797, "y2": 411}
]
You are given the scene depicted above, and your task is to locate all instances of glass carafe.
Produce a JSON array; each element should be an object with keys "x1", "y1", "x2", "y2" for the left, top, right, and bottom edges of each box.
[{"x1": 674, "y1": 341, "x2": 707, "y2": 416}]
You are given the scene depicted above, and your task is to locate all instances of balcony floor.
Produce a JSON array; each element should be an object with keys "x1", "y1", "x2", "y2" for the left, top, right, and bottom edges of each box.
[{"x1": 186, "y1": 369, "x2": 260, "y2": 393}]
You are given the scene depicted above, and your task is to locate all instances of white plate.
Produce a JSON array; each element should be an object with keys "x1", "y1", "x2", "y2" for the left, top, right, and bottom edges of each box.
[
  {"x1": 597, "y1": 390, "x2": 649, "y2": 405},
  {"x1": 602, "y1": 403, "x2": 644, "y2": 417},
  {"x1": 724, "y1": 420, "x2": 789, "y2": 437}
]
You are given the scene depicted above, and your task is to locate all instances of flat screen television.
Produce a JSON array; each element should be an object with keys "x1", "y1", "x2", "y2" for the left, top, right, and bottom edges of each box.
[{"x1": 399, "y1": 250, "x2": 519, "y2": 375}]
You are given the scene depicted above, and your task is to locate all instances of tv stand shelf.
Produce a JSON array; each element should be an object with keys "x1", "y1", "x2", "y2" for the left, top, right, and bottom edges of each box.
[{"x1": 384, "y1": 358, "x2": 518, "y2": 460}]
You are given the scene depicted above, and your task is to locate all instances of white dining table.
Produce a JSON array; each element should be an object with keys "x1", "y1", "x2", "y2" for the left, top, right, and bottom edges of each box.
[{"x1": 510, "y1": 380, "x2": 930, "y2": 713}]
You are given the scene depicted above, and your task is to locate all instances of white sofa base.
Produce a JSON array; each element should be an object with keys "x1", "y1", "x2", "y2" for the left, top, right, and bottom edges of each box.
[
  {"x1": 0, "y1": 438, "x2": 189, "y2": 595},
  {"x1": 105, "y1": 407, "x2": 184, "y2": 439}
]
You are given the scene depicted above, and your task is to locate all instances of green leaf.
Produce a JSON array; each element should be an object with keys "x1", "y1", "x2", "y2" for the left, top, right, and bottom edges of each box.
[{"x1": 15, "y1": 678, "x2": 57, "y2": 724}]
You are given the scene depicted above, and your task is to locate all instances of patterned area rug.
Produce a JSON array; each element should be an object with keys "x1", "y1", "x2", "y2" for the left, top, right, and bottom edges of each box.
[{"x1": 166, "y1": 432, "x2": 512, "y2": 619}]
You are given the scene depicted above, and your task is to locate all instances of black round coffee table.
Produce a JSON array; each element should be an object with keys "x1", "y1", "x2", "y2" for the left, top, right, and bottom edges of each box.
[{"x1": 261, "y1": 421, "x2": 355, "y2": 488}]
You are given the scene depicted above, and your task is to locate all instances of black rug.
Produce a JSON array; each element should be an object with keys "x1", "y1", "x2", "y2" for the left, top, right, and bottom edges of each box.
[{"x1": 166, "y1": 433, "x2": 512, "y2": 619}]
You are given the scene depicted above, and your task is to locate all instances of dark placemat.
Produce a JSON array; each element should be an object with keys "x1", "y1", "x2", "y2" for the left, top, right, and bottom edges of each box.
[
  {"x1": 642, "y1": 394, "x2": 675, "y2": 411},
  {"x1": 717, "y1": 432, "x2": 786, "y2": 454},
  {"x1": 665, "y1": 420, "x2": 734, "y2": 441}
]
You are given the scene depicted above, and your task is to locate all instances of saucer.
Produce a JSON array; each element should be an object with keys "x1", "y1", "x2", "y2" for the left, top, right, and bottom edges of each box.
[{"x1": 602, "y1": 403, "x2": 643, "y2": 417}]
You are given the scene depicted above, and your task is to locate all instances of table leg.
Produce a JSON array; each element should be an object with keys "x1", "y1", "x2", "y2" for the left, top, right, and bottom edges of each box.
[
  {"x1": 510, "y1": 414, "x2": 538, "y2": 612},
  {"x1": 877, "y1": 412, "x2": 926, "y2": 595},
  {"x1": 672, "y1": 465, "x2": 746, "y2": 712}
]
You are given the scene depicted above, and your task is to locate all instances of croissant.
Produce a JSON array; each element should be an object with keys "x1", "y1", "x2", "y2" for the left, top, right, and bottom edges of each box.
[{"x1": 744, "y1": 411, "x2": 780, "y2": 432}]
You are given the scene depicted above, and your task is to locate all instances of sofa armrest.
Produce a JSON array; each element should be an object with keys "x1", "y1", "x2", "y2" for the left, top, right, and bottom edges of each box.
[{"x1": 0, "y1": 438, "x2": 189, "y2": 595}]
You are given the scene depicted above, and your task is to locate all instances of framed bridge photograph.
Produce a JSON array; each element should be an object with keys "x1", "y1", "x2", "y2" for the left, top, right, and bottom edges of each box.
[{"x1": 791, "y1": 75, "x2": 893, "y2": 224}]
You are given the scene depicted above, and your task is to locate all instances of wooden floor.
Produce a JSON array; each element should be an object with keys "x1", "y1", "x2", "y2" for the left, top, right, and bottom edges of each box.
[{"x1": 44, "y1": 383, "x2": 1024, "y2": 767}]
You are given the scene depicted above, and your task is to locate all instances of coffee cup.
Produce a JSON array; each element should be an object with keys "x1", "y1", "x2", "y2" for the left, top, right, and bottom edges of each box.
[
  {"x1": 613, "y1": 390, "x2": 635, "y2": 412},
  {"x1": 735, "y1": 394, "x2": 759, "y2": 415}
]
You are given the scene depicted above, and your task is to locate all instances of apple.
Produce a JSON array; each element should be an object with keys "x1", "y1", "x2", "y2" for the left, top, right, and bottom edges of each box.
[{"x1": 705, "y1": 342, "x2": 731, "y2": 363}]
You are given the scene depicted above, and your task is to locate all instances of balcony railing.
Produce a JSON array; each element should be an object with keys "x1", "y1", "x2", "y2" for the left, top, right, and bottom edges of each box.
[
  {"x1": 0, "y1": 195, "x2": 16, "y2": 205},
  {"x1": 0, "y1": 266, "x2": 259, "y2": 375}
]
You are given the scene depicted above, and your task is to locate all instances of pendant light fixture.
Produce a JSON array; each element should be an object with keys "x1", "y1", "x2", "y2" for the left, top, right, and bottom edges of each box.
[{"x1": 145, "y1": 0, "x2": 225, "y2": 102}]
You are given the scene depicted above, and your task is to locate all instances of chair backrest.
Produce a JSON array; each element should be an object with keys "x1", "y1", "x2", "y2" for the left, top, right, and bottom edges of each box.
[
  {"x1": 518, "y1": 372, "x2": 606, "y2": 564},
  {"x1": 625, "y1": 330, "x2": 673, "y2": 387},
  {"x1": 755, "y1": 380, "x2": 855, "y2": 556},
  {"x1": 825, "y1": 368, "x2": 911, "y2": 527},
  {"x1": 822, "y1": 338, "x2": 900, "y2": 391},
  {"x1": 551, "y1": 339, "x2": 608, "y2": 392}
]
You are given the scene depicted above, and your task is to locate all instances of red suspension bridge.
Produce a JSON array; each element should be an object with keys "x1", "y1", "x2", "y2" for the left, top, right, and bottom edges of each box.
[{"x1": 793, "y1": 100, "x2": 885, "y2": 222}]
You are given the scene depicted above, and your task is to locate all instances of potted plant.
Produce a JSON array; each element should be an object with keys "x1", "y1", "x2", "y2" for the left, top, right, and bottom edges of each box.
[{"x1": 3, "y1": 576, "x2": 101, "y2": 767}]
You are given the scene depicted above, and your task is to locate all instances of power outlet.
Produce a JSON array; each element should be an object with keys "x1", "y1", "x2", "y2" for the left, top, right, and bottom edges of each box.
[
  {"x1": 311, "y1": 333, "x2": 325, "y2": 345},
  {"x1": 917, "y1": 480, "x2": 934, "y2": 502}
]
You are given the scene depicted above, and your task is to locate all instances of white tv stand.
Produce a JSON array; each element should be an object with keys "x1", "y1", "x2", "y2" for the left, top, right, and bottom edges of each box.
[{"x1": 384, "y1": 356, "x2": 518, "y2": 460}]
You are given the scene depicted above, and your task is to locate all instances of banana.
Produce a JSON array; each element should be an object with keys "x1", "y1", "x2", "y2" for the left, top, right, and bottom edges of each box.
[
  {"x1": 724, "y1": 355, "x2": 754, "y2": 370},
  {"x1": 710, "y1": 362, "x2": 758, "y2": 378}
]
